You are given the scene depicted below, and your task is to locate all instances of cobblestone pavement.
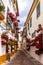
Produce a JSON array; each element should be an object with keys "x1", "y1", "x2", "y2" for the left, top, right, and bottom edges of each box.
[{"x1": 4, "y1": 50, "x2": 42, "y2": 65}]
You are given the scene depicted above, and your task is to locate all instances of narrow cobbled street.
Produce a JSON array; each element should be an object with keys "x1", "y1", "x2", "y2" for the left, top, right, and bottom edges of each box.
[
  {"x1": 0, "y1": 0, "x2": 43, "y2": 65},
  {"x1": 4, "y1": 50, "x2": 42, "y2": 65},
  {"x1": 4, "y1": 50, "x2": 34, "y2": 65}
]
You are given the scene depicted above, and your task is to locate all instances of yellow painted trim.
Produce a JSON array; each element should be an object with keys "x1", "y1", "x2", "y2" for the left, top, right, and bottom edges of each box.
[
  {"x1": 0, "y1": 51, "x2": 16, "y2": 65},
  {"x1": 2, "y1": 20, "x2": 8, "y2": 25},
  {"x1": 0, "y1": 12, "x2": 4, "y2": 20},
  {"x1": 24, "y1": 0, "x2": 39, "y2": 27},
  {"x1": 13, "y1": 0, "x2": 19, "y2": 13},
  {"x1": 16, "y1": 0, "x2": 19, "y2": 13}
]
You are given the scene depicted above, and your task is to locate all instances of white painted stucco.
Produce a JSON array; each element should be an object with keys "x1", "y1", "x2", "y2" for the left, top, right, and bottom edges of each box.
[
  {"x1": 26, "y1": 0, "x2": 43, "y2": 64},
  {"x1": 0, "y1": 0, "x2": 16, "y2": 56}
]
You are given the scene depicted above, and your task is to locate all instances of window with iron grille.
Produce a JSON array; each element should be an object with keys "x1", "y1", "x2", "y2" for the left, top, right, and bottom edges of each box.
[
  {"x1": 28, "y1": 23, "x2": 29, "y2": 30},
  {"x1": 32, "y1": 30, "x2": 36, "y2": 38},
  {"x1": 30, "y1": 17, "x2": 32, "y2": 27},
  {"x1": 36, "y1": 2, "x2": 40, "y2": 18}
]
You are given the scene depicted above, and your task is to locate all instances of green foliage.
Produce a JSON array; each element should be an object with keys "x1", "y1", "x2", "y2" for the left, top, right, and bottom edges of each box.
[
  {"x1": 8, "y1": 41, "x2": 12, "y2": 46},
  {"x1": 12, "y1": 47, "x2": 14, "y2": 50},
  {"x1": 0, "y1": 4, "x2": 5, "y2": 11}
]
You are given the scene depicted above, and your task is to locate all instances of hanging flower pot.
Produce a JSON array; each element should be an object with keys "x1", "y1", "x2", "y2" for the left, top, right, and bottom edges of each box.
[
  {"x1": 17, "y1": 19, "x2": 20, "y2": 22},
  {"x1": 1, "y1": 40, "x2": 7, "y2": 45},
  {"x1": 7, "y1": 12, "x2": 16, "y2": 22},
  {"x1": 14, "y1": 22, "x2": 18, "y2": 27},
  {"x1": 1, "y1": 34, "x2": 8, "y2": 41},
  {"x1": 13, "y1": 20, "x2": 18, "y2": 24},
  {"x1": 13, "y1": 18, "x2": 16, "y2": 22},
  {"x1": 11, "y1": 29, "x2": 15, "y2": 33},
  {"x1": 26, "y1": 38, "x2": 30, "y2": 43},
  {"x1": 16, "y1": 27, "x2": 21, "y2": 30}
]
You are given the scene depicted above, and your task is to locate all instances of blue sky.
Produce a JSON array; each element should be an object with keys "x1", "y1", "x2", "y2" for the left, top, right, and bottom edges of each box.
[{"x1": 17, "y1": 0, "x2": 34, "y2": 31}]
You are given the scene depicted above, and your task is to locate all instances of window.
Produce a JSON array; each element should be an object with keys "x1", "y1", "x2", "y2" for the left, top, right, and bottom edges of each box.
[
  {"x1": 37, "y1": 2, "x2": 40, "y2": 18},
  {"x1": 30, "y1": 17, "x2": 32, "y2": 27},
  {"x1": 28, "y1": 23, "x2": 29, "y2": 30},
  {"x1": 32, "y1": 30, "x2": 36, "y2": 38}
]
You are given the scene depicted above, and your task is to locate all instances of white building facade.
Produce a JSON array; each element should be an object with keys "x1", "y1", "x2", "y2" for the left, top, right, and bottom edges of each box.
[
  {"x1": 27, "y1": 0, "x2": 43, "y2": 38},
  {"x1": 0, "y1": 0, "x2": 19, "y2": 56},
  {"x1": 23, "y1": 0, "x2": 43, "y2": 64}
]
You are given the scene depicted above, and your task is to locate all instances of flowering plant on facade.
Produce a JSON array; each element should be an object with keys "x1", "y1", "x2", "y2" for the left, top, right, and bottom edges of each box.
[
  {"x1": 1, "y1": 33, "x2": 8, "y2": 45},
  {"x1": 1, "y1": 34, "x2": 8, "y2": 41},
  {"x1": 8, "y1": 41, "x2": 12, "y2": 46},
  {"x1": 7, "y1": 12, "x2": 16, "y2": 22},
  {"x1": 14, "y1": 22, "x2": 18, "y2": 27},
  {"x1": 11, "y1": 29, "x2": 15, "y2": 33},
  {"x1": 9, "y1": 38, "x2": 14, "y2": 45},
  {"x1": 1, "y1": 40, "x2": 7, "y2": 45},
  {"x1": 26, "y1": 38, "x2": 31, "y2": 43},
  {"x1": 35, "y1": 24, "x2": 43, "y2": 49}
]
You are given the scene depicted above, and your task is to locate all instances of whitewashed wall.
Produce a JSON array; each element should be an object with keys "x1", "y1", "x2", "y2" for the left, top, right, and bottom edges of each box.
[
  {"x1": 27, "y1": 0, "x2": 43, "y2": 36},
  {"x1": 0, "y1": 0, "x2": 16, "y2": 56},
  {"x1": 29, "y1": 46, "x2": 43, "y2": 64},
  {"x1": 29, "y1": 0, "x2": 43, "y2": 35},
  {"x1": 27, "y1": 0, "x2": 43, "y2": 64},
  {"x1": 0, "y1": 26, "x2": 6, "y2": 56}
]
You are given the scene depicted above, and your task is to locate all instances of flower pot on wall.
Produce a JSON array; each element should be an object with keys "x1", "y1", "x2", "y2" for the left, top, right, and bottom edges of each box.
[
  {"x1": 11, "y1": 29, "x2": 15, "y2": 33},
  {"x1": 1, "y1": 33, "x2": 8, "y2": 46},
  {"x1": 1, "y1": 40, "x2": 7, "y2": 45},
  {"x1": 1, "y1": 34, "x2": 8, "y2": 41},
  {"x1": 7, "y1": 12, "x2": 16, "y2": 22}
]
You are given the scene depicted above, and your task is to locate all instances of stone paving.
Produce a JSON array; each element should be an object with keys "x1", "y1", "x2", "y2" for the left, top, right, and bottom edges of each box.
[{"x1": 2, "y1": 50, "x2": 43, "y2": 65}]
